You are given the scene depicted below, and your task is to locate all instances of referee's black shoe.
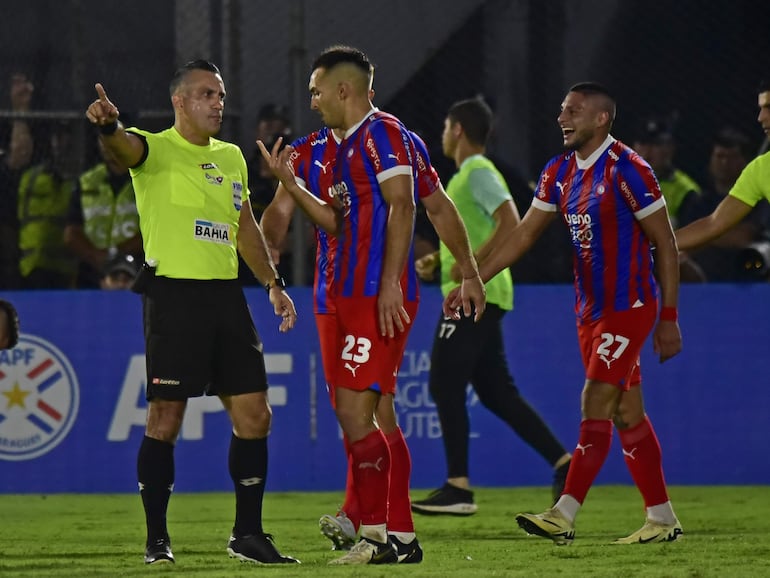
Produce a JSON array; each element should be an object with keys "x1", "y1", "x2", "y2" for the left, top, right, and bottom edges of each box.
[
  {"x1": 227, "y1": 533, "x2": 300, "y2": 564},
  {"x1": 144, "y1": 537, "x2": 175, "y2": 564}
]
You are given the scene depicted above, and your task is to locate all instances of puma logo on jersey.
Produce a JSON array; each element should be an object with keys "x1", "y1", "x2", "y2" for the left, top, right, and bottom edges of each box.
[
  {"x1": 314, "y1": 159, "x2": 331, "y2": 174},
  {"x1": 344, "y1": 362, "x2": 360, "y2": 376},
  {"x1": 358, "y1": 457, "x2": 384, "y2": 471},
  {"x1": 556, "y1": 181, "x2": 566, "y2": 194},
  {"x1": 388, "y1": 153, "x2": 400, "y2": 161}
]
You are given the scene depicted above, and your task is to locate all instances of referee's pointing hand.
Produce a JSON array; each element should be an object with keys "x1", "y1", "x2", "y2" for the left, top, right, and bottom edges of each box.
[{"x1": 86, "y1": 83, "x2": 120, "y2": 127}]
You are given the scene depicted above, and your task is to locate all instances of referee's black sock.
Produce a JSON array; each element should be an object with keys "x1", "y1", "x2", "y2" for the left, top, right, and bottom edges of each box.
[
  {"x1": 229, "y1": 434, "x2": 267, "y2": 537},
  {"x1": 137, "y1": 435, "x2": 175, "y2": 544}
]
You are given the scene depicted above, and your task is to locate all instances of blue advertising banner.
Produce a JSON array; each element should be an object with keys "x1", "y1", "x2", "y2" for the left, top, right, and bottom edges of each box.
[{"x1": 0, "y1": 284, "x2": 768, "y2": 494}]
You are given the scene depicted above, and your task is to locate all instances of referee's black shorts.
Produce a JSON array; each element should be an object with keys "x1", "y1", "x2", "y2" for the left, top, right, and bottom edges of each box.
[{"x1": 143, "y1": 276, "x2": 268, "y2": 401}]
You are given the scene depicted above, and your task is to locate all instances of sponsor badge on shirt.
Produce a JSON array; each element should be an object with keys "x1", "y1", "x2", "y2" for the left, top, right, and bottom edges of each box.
[{"x1": 194, "y1": 219, "x2": 231, "y2": 245}]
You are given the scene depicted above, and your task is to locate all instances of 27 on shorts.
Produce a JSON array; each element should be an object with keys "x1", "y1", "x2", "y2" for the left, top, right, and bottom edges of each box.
[
  {"x1": 576, "y1": 303, "x2": 656, "y2": 390},
  {"x1": 333, "y1": 296, "x2": 418, "y2": 395},
  {"x1": 143, "y1": 277, "x2": 267, "y2": 401}
]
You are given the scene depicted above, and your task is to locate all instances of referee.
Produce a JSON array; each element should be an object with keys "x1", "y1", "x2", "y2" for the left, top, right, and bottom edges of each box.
[{"x1": 86, "y1": 60, "x2": 299, "y2": 565}]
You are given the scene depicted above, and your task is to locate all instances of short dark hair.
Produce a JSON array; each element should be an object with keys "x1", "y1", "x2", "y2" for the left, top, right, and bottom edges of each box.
[
  {"x1": 169, "y1": 59, "x2": 221, "y2": 96},
  {"x1": 758, "y1": 79, "x2": 770, "y2": 94},
  {"x1": 568, "y1": 81, "x2": 617, "y2": 124},
  {"x1": 713, "y1": 126, "x2": 753, "y2": 160},
  {"x1": 447, "y1": 96, "x2": 494, "y2": 146},
  {"x1": 311, "y1": 45, "x2": 373, "y2": 77},
  {"x1": 569, "y1": 81, "x2": 614, "y2": 100}
]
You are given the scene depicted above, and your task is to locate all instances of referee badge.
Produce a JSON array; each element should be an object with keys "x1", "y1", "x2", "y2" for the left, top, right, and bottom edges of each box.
[{"x1": 232, "y1": 181, "x2": 243, "y2": 210}]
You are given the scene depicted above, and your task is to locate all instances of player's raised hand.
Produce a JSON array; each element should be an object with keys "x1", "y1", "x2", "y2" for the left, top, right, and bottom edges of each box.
[
  {"x1": 86, "y1": 83, "x2": 119, "y2": 127},
  {"x1": 257, "y1": 137, "x2": 298, "y2": 189}
]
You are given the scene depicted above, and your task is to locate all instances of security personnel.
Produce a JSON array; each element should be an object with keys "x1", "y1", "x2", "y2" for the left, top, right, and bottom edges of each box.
[
  {"x1": 64, "y1": 137, "x2": 142, "y2": 287},
  {"x1": 85, "y1": 60, "x2": 299, "y2": 566},
  {"x1": 17, "y1": 122, "x2": 78, "y2": 288},
  {"x1": 632, "y1": 117, "x2": 702, "y2": 228}
]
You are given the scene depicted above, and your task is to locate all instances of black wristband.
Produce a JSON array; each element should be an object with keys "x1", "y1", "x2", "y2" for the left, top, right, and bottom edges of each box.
[
  {"x1": 99, "y1": 121, "x2": 119, "y2": 136},
  {"x1": 265, "y1": 276, "x2": 287, "y2": 293}
]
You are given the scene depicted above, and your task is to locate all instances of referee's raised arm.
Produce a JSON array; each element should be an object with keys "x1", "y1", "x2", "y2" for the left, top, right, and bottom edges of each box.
[{"x1": 85, "y1": 83, "x2": 145, "y2": 168}]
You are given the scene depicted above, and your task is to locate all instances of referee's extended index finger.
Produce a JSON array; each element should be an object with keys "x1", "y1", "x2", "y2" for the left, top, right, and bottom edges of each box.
[{"x1": 95, "y1": 83, "x2": 109, "y2": 103}]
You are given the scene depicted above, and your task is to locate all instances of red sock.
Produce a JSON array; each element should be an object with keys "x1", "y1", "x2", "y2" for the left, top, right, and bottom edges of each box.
[
  {"x1": 619, "y1": 416, "x2": 669, "y2": 507},
  {"x1": 340, "y1": 437, "x2": 360, "y2": 530},
  {"x1": 563, "y1": 419, "x2": 613, "y2": 504},
  {"x1": 349, "y1": 429, "x2": 391, "y2": 526},
  {"x1": 384, "y1": 428, "x2": 414, "y2": 532}
]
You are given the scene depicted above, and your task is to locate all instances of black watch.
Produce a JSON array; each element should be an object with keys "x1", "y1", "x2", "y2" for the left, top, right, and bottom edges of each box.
[{"x1": 265, "y1": 276, "x2": 286, "y2": 293}]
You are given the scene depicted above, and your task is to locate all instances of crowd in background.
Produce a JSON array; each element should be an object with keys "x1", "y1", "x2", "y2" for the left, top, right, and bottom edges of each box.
[{"x1": 1, "y1": 73, "x2": 769, "y2": 291}]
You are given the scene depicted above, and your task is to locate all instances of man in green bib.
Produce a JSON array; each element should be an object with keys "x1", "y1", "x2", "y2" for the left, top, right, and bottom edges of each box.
[
  {"x1": 85, "y1": 60, "x2": 299, "y2": 566},
  {"x1": 412, "y1": 97, "x2": 571, "y2": 516}
]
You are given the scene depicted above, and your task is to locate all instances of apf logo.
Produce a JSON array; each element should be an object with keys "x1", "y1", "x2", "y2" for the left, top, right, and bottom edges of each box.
[{"x1": 0, "y1": 335, "x2": 79, "y2": 461}]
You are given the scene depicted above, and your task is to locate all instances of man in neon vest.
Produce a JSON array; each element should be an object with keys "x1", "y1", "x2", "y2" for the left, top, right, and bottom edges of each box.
[
  {"x1": 64, "y1": 131, "x2": 142, "y2": 288},
  {"x1": 17, "y1": 121, "x2": 78, "y2": 288}
]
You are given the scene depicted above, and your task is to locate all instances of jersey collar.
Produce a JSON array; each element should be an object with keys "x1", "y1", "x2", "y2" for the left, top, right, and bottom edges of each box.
[
  {"x1": 575, "y1": 134, "x2": 615, "y2": 170},
  {"x1": 344, "y1": 106, "x2": 378, "y2": 139}
]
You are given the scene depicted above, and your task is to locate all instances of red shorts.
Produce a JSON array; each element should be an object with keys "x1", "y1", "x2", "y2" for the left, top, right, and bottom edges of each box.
[
  {"x1": 576, "y1": 304, "x2": 656, "y2": 390},
  {"x1": 314, "y1": 312, "x2": 340, "y2": 406},
  {"x1": 334, "y1": 296, "x2": 418, "y2": 395},
  {"x1": 314, "y1": 313, "x2": 339, "y2": 387}
]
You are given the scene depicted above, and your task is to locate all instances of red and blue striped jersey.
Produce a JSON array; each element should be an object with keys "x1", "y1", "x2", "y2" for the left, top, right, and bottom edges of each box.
[
  {"x1": 289, "y1": 127, "x2": 339, "y2": 314},
  {"x1": 410, "y1": 132, "x2": 441, "y2": 199},
  {"x1": 333, "y1": 110, "x2": 420, "y2": 301},
  {"x1": 289, "y1": 126, "x2": 439, "y2": 312},
  {"x1": 532, "y1": 137, "x2": 666, "y2": 322}
]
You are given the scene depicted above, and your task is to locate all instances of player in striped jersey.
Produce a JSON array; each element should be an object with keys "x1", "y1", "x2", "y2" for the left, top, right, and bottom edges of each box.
[
  {"x1": 258, "y1": 45, "x2": 484, "y2": 565},
  {"x1": 261, "y1": 126, "x2": 482, "y2": 561},
  {"x1": 460, "y1": 82, "x2": 684, "y2": 544}
]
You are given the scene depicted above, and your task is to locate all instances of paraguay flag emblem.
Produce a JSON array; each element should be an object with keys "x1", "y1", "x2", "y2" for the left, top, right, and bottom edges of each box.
[{"x1": 0, "y1": 335, "x2": 80, "y2": 461}]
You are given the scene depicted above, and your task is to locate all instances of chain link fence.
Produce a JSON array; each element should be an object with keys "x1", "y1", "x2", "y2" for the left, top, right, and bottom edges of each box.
[{"x1": 1, "y1": 0, "x2": 769, "y2": 287}]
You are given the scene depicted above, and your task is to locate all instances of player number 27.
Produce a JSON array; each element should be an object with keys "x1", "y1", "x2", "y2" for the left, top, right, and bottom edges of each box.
[
  {"x1": 596, "y1": 332, "x2": 630, "y2": 361},
  {"x1": 341, "y1": 335, "x2": 372, "y2": 363}
]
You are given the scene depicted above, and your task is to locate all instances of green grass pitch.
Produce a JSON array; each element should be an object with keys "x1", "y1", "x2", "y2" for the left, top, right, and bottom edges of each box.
[{"x1": 1, "y1": 485, "x2": 769, "y2": 577}]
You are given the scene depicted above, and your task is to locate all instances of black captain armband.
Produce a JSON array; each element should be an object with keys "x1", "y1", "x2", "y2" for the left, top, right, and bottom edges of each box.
[
  {"x1": 265, "y1": 276, "x2": 287, "y2": 293},
  {"x1": 99, "y1": 120, "x2": 119, "y2": 136}
]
